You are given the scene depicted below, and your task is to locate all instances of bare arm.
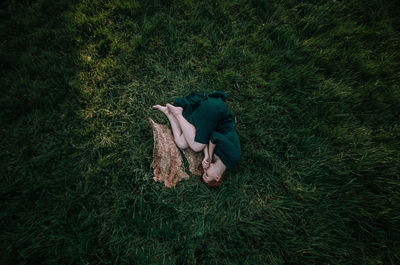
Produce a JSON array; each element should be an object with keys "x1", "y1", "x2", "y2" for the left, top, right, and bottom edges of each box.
[
  {"x1": 208, "y1": 140, "x2": 216, "y2": 161},
  {"x1": 203, "y1": 144, "x2": 209, "y2": 159},
  {"x1": 202, "y1": 143, "x2": 210, "y2": 169}
]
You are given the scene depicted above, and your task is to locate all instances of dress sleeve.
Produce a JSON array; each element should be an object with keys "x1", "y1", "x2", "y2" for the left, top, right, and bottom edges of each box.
[
  {"x1": 210, "y1": 131, "x2": 220, "y2": 144},
  {"x1": 193, "y1": 99, "x2": 222, "y2": 144},
  {"x1": 209, "y1": 131, "x2": 241, "y2": 169}
]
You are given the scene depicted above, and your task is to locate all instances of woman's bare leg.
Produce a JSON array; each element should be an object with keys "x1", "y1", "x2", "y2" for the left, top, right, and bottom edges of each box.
[
  {"x1": 152, "y1": 105, "x2": 188, "y2": 149},
  {"x1": 166, "y1": 104, "x2": 205, "y2": 152}
]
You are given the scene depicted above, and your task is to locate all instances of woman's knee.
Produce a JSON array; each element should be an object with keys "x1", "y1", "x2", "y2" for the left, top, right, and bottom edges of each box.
[{"x1": 175, "y1": 137, "x2": 189, "y2": 149}]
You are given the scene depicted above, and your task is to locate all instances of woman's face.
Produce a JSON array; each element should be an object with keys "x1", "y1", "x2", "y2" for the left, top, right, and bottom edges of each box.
[{"x1": 202, "y1": 164, "x2": 219, "y2": 183}]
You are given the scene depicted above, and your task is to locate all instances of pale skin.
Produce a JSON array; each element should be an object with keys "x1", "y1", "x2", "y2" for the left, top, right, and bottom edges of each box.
[{"x1": 152, "y1": 104, "x2": 226, "y2": 184}]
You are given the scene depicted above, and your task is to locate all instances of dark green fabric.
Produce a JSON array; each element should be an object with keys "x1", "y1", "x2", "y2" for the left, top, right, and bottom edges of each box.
[
  {"x1": 210, "y1": 130, "x2": 241, "y2": 170},
  {"x1": 173, "y1": 91, "x2": 241, "y2": 169}
]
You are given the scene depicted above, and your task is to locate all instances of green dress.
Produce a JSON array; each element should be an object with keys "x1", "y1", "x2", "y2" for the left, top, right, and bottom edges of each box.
[{"x1": 173, "y1": 92, "x2": 241, "y2": 169}]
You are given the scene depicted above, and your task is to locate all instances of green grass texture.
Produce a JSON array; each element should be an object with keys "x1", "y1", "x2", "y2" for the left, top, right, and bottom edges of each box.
[{"x1": 1, "y1": 0, "x2": 399, "y2": 264}]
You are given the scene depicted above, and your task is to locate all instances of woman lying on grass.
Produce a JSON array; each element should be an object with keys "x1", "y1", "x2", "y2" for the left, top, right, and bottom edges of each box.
[{"x1": 153, "y1": 92, "x2": 241, "y2": 187}]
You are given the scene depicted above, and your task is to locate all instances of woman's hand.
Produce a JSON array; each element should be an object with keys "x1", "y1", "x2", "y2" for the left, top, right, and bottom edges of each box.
[{"x1": 202, "y1": 155, "x2": 210, "y2": 170}]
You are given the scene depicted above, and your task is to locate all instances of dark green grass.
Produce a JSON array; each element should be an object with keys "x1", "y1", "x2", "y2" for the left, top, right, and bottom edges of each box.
[{"x1": 1, "y1": 0, "x2": 400, "y2": 264}]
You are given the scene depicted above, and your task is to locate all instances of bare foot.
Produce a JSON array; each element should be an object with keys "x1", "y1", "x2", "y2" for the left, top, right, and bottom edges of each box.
[
  {"x1": 152, "y1": 104, "x2": 169, "y2": 115},
  {"x1": 166, "y1": 103, "x2": 183, "y2": 116}
]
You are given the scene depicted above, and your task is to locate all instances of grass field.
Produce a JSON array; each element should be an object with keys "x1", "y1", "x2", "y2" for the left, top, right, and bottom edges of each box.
[{"x1": 1, "y1": 0, "x2": 400, "y2": 264}]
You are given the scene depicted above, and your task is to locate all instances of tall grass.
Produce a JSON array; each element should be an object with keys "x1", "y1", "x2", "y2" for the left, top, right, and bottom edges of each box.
[{"x1": 1, "y1": 0, "x2": 399, "y2": 264}]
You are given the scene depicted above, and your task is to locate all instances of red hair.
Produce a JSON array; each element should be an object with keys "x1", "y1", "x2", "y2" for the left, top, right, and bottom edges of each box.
[{"x1": 201, "y1": 174, "x2": 224, "y2": 188}]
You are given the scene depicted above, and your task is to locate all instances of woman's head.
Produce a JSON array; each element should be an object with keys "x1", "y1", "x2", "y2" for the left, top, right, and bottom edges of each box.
[{"x1": 201, "y1": 164, "x2": 224, "y2": 187}]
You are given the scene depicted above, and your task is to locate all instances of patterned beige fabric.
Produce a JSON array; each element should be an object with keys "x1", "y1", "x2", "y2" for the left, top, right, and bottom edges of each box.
[{"x1": 149, "y1": 118, "x2": 203, "y2": 188}]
